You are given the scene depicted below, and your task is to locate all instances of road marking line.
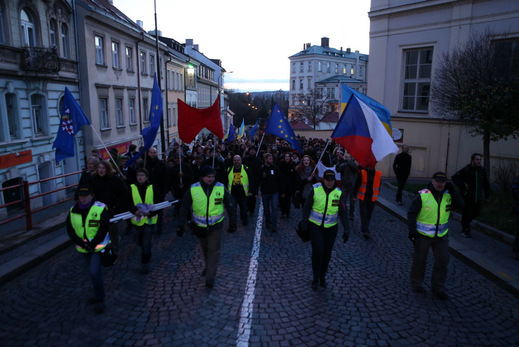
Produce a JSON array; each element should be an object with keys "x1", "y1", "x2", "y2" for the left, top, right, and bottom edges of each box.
[{"x1": 236, "y1": 201, "x2": 263, "y2": 347}]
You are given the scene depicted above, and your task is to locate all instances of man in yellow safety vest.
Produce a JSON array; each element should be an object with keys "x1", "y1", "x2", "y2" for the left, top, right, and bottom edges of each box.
[
  {"x1": 177, "y1": 166, "x2": 236, "y2": 288},
  {"x1": 407, "y1": 171, "x2": 464, "y2": 300},
  {"x1": 66, "y1": 184, "x2": 110, "y2": 314}
]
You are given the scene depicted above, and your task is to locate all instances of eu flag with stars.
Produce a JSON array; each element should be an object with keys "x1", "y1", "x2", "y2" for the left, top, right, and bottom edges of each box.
[
  {"x1": 52, "y1": 87, "x2": 90, "y2": 163},
  {"x1": 265, "y1": 103, "x2": 302, "y2": 153},
  {"x1": 127, "y1": 74, "x2": 163, "y2": 167}
]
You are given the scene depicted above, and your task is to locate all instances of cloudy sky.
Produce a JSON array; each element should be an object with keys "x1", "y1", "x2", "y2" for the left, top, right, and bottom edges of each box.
[{"x1": 114, "y1": 0, "x2": 371, "y2": 91}]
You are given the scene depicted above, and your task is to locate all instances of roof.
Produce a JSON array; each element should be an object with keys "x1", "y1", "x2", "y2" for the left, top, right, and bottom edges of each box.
[
  {"x1": 79, "y1": 0, "x2": 145, "y2": 34},
  {"x1": 320, "y1": 112, "x2": 339, "y2": 123},
  {"x1": 289, "y1": 45, "x2": 368, "y2": 61},
  {"x1": 290, "y1": 120, "x2": 313, "y2": 130}
]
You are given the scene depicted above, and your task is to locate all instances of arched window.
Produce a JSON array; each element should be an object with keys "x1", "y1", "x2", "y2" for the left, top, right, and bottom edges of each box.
[
  {"x1": 49, "y1": 19, "x2": 58, "y2": 47},
  {"x1": 20, "y1": 9, "x2": 37, "y2": 47},
  {"x1": 61, "y1": 23, "x2": 69, "y2": 58}
]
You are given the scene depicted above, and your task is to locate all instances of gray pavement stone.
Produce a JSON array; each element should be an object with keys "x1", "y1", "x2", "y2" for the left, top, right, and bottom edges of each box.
[{"x1": 0, "y1": 198, "x2": 518, "y2": 346}]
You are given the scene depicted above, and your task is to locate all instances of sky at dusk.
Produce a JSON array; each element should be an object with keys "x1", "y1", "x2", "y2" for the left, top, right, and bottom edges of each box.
[{"x1": 113, "y1": 0, "x2": 371, "y2": 92}]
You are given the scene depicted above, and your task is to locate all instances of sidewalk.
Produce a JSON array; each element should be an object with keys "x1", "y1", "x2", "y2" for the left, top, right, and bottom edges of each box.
[
  {"x1": 1, "y1": 180, "x2": 518, "y2": 297},
  {"x1": 378, "y1": 179, "x2": 519, "y2": 297}
]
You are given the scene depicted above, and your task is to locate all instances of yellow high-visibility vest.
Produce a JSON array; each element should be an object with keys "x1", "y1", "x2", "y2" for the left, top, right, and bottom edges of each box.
[
  {"x1": 70, "y1": 202, "x2": 110, "y2": 253},
  {"x1": 190, "y1": 182, "x2": 225, "y2": 228},
  {"x1": 308, "y1": 183, "x2": 342, "y2": 228}
]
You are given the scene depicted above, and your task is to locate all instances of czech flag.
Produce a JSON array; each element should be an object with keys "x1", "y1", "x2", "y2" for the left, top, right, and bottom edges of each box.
[
  {"x1": 332, "y1": 95, "x2": 398, "y2": 169},
  {"x1": 341, "y1": 84, "x2": 392, "y2": 136}
]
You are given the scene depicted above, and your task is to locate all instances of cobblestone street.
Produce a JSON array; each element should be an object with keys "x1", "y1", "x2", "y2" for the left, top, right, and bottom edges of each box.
[{"x1": 1, "y1": 202, "x2": 518, "y2": 346}]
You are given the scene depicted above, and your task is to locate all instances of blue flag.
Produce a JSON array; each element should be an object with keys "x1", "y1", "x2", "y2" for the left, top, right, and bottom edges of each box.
[
  {"x1": 238, "y1": 118, "x2": 245, "y2": 139},
  {"x1": 265, "y1": 103, "x2": 302, "y2": 153},
  {"x1": 247, "y1": 119, "x2": 259, "y2": 138},
  {"x1": 52, "y1": 87, "x2": 91, "y2": 163},
  {"x1": 127, "y1": 74, "x2": 163, "y2": 167},
  {"x1": 225, "y1": 124, "x2": 236, "y2": 143}
]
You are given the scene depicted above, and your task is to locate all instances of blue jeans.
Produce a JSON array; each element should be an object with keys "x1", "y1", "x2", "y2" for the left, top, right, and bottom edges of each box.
[
  {"x1": 262, "y1": 193, "x2": 279, "y2": 229},
  {"x1": 84, "y1": 252, "x2": 104, "y2": 300}
]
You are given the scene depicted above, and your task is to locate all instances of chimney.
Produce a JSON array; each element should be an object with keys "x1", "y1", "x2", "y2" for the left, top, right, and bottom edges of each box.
[
  {"x1": 346, "y1": 47, "x2": 351, "y2": 54},
  {"x1": 185, "y1": 39, "x2": 193, "y2": 46},
  {"x1": 194, "y1": 44, "x2": 199, "y2": 51},
  {"x1": 321, "y1": 37, "x2": 329, "y2": 48},
  {"x1": 306, "y1": 43, "x2": 311, "y2": 49},
  {"x1": 136, "y1": 20, "x2": 143, "y2": 28}
]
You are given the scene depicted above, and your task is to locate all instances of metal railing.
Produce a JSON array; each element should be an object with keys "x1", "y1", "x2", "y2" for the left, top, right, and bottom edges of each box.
[{"x1": 0, "y1": 171, "x2": 82, "y2": 230}]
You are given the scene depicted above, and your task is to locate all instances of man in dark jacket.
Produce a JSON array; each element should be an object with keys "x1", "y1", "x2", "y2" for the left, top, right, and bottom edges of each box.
[
  {"x1": 243, "y1": 146, "x2": 263, "y2": 216},
  {"x1": 393, "y1": 145, "x2": 412, "y2": 205},
  {"x1": 452, "y1": 153, "x2": 490, "y2": 238},
  {"x1": 407, "y1": 172, "x2": 464, "y2": 300},
  {"x1": 145, "y1": 147, "x2": 168, "y2": 234},
  {"x1": 258, "y1": 153, "x2": 283, "y2": 232}
]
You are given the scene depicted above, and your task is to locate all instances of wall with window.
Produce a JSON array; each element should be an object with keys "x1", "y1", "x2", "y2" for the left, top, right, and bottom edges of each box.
[{"x1": 369, "y1": 0, "x2": 519, "y2": 179}]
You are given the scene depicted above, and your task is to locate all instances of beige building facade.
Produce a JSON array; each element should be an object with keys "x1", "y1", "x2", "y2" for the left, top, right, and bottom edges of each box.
[{"x1": 368, "y1": 0, "x2": 519, "y2": 180}]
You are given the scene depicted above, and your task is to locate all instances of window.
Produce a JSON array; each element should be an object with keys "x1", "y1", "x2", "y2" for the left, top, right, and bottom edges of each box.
[
  {"x1": 0, "y1": 5, "x2": 6, "y2": 44},
  {"x1": 350, "y1": 67, "x2": 355, "y2": 75},
  {"x1": 125, "y1": 46, "x2": 133, "y2": 71},
  {"x1": 326, "y1": 63, "x2": 330, "y2": 73},
  {"x1": 318, "y1": 62, "x2": 322, "y2": 72},
  {"x1": 167, "y1": 107, "x2": 172, "y2": 127},
  {"x1": 49, "y1": 19, "x2": 57, "y2": 47},
  {"x1": 95, "y1": 35, "x2": 104, "y2": 65},
  {"x1": 115, "y1": 98, "x2": 123, "y2": 126},
  {"x1": 6, "y1": 93, "x2": 20, "y2": 139},
  {"x1": 143, "y1": 98, "x2": 149, "y2": 122},
  {"x1": 335, "y1": 64, "x2": 339, "y2": 74},
  {"x1": 99, "y1": 98, "x2": 108, "y2": 128},
  {"x1": 308, "y1": 62, "x2": 312, "y2": 72},
  {"x1": 149, "y1": 54, "x2": 155, "y2": 75},
  {"x1": 327, "y1": 88, "x2": 335, "y2": 99},
  {"x1": 299, "y1": 62, "x2": 303, "y2": 73},
  {"x1": 21, "y1": 9, "x2": 36, "y2": 46},
  {"x1": 61, "y1": 23, "x2": 69, "y2": 58},
  {"x1": 31, "y1": 94, "x2": 47, "y2": 135},
  {"x1": 112, "y1": 41, "x2": 119, "y2": 68},
  {"x1": 299, "y1": 79, "x2": 303, "y2": 90},
  {"x1": 292, "y1": 63, "x2": 295, "y2": 73},
  {"x1": 291, "y1": 79, "x2": 295, "y2": 90},
  {"x1": 129, "y1": 98, "x2": 136, "y2": 124},
  {"x1": 140, "y1": 51, "x2": 147, "y2": 74},
  {"x1": 494, "y1": 38, "x2": 519, "y2": 80},
  {"x1": 402, "y1": 47, "x2": 433, "y2": 111},
  {"x1": 307, "y1": 78, "x2": 312, "y2": 90}
]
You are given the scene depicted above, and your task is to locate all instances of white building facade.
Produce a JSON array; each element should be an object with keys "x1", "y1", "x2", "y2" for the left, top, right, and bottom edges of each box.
[
  {"x1": 288, "y1": 37, "x2": 368, "y2": 122},
  {"x1": 369, "y1": 0, "x2": 519, "y2": 179}
]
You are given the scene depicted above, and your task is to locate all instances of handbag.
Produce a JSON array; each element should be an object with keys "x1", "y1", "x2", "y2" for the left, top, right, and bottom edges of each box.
[
  {"x1": 295, "y1": 220, "x2": 310, "y2": 242},
  {"x1": 100, "y1": 243, "x2": 118, "y2": 267}
]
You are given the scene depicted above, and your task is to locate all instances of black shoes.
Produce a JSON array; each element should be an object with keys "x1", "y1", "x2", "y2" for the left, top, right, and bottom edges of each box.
[
  {"x1": 461, "y1": 230, "x2": 471, "y2": 238},
  {"x1": 311, "y1": 280, "x2": 318, "y2": 291},
  {"x1": 362, "y1": 233, "x2": 371, "y2": 240},
  {"x1": 413, "y1": 286, "x2": 426, "y2": 294},
  {"x1": 243, "y1": 219, "x2": 249, "y2": 226},
  {"x1": 205, "y1": 279, "x2": 214, "y2": 288},
  {"x1": 433, "y1": 290, "x2": 449, "y2": 300},
  {"x1": 320, "y1": 279, "x2": 327, "y2": 288}
]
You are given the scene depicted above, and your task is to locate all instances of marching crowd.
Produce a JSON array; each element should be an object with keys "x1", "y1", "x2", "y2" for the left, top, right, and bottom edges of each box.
[{"x1": 66, "y1": 132, "x2": 518, "y2": 314}]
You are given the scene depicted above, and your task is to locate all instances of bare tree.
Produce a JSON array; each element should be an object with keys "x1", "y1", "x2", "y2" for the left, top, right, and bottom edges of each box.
[
  {"x1": 290, "y1": 89, "x2": 331, "y2": 130},
  {"x1": 431, "y1": 30, "x2": 519, "y2": 175}
]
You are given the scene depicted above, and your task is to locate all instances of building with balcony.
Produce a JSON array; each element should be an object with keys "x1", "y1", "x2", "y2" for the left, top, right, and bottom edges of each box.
[
  {"x1": 288, "y1": 37, "x2": 368, "y2": 129},
  {"x1": 369, "y1": 0, "x2": 519, "y2": 179},
  {"x1": 0, "y1": 0, "x2": 80, "y2": 216}
]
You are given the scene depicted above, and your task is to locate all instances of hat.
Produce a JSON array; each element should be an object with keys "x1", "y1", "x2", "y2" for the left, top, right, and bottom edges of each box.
[
  {"x1": 323, "y1": 169, "x2": 336, "y2": 181},
  {"x1": 77, "y1": 184, "x2": 93, "y2": 196},
  {"x1": 432, "y1": 171, "x2": 447, "y2": 181},
  {"x1": 200, "y1": 166, "x2": 216, "y2": 177}
]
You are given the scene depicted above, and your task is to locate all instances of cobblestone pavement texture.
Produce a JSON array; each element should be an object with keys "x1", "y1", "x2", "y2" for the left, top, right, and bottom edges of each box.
[{"x1": 1, "y1": 188, "x2": 519, "y2": 346}]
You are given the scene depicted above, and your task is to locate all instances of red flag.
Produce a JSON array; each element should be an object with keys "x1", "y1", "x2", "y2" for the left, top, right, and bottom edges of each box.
[{"x1": 178, "y1": 97, "x2": 224, "y2": 143}]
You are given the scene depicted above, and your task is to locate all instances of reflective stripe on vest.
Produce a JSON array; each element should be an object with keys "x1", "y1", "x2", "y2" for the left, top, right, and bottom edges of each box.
[
  {"x1": 130, "y1": 184, "x2": 158, "y2": 226},
  {"x1": 227, "y1": 165, "x2": 249, "y2": 195},
  {"x1": 191, "y1": 182, "x2": 225, "y2": 228},
  {"x1": 308, "y1": 183, "x2": 341, "y2": 228},
  {"x1": 70, "y1": 201, "x2": 110, "y2": 253},
  {"x1": 416, "y1": 189, "x2": 451, "y2": 238},
  {"x1": 357, "y1": 170, "x2": 382, "y2": 201}
]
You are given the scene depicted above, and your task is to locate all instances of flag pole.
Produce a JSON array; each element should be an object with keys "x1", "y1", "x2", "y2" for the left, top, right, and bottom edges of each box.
[
  {"x1": 312, "y1": 138, "x2": 330, "y2": 176},
  {"x1": 179, "y1": 140, "x2": 183, "y2": 185},
  {"x1": 212, "y1": 142, "x2": 216, "y2": 168},
  {"x1": 89, "y1": 125, "x2": 123, "y2": 175},
  {"x1": 256, "y1": 132, "x2": 265, "y2": 157}
]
